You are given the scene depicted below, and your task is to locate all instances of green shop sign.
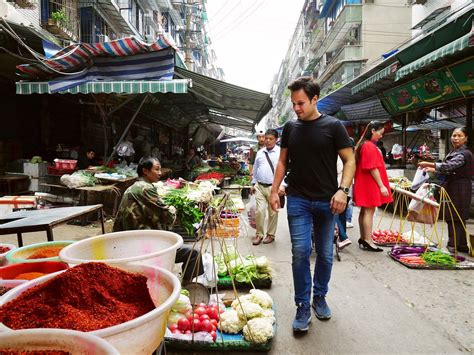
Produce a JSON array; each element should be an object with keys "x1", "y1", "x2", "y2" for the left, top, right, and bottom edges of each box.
[
  {"x1": 449, "y1": 58, "x2": 474, "y2": 97},
  {"x1": 383, "y1": 69, "x2": 462, "y2": 113}
]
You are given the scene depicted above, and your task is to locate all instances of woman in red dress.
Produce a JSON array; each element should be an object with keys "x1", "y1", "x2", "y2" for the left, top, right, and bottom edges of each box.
[{"x1": 353, "y1": 121, "x2": 393, "y2": 252}]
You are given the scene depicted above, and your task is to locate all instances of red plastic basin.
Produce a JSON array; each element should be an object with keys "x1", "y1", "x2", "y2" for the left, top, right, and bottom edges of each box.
[{"x1": 0, "y1": 261, "x2": 69, "y2": 280}]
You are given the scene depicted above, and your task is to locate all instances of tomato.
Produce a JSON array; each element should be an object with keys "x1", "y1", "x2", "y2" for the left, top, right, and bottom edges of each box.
[
  {"x1": 210, "y1": 319, "x2": 218, "y2": 327},
  {"x1": 200, "y1": 319, "x2": 213, "y2": 333},
  {"x1": 372, "y1": 230, "x2": 380, "y2": 237},
  {"x1": 171, "y1": 328, "x2": 182, "y2": 334},
  {"x1": 185, "y1": 329, "x2": 192, "y2": 334},
  {"x1": 198, "y1": 302, "x2": 208, "y2": 308},
  {"x1": 199, "y1": 314, "x2": 210, "y2": 321},
  {"x1": 177, "y1": 318, "x2": 190, "y2": 332},
  {"x1": 207, "y1": 306, "x2": 219, "y2": 320},
  {"x1": 169, "y1": 324, "x2": 179, "y2": 332},
  {"x1": 194, "y1": 306, "x2": 207, "y2": 317},
  {"x1": 186, "y1": 313, "x2": 199, "y2": 322},
  {"x1": 210, "y1": 330, "x2": 217, "y2": 341},
  {"x1": 211, "y1": 324, "x2": 217, "y2": 332},
  {"x1": 191, "y1": 318, "x2": 201, "y2": 332}
]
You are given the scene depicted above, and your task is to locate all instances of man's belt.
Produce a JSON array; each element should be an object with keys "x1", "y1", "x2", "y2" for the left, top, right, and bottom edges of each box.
[{"x1": 258, "y1": 182, "x2": 272, "y2": 187}]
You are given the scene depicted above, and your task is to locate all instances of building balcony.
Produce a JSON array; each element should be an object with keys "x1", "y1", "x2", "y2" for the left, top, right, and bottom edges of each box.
[
  {"x1": 43, "y1": 0, "x2": 80, "y2": 41},
  {"x1": 314, "y1": 4, "x2": 362, "y2": 59},
  {"x1": 318, "y1": 45, "x2": 363, "y2": 84}
]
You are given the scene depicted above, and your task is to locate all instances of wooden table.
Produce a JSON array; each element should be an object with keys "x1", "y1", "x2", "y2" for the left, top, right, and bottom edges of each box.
[
  {"x1": 0, "y1": 204, "x2": 105, "y2": 247},
  {"x1": 0, "y1": 175, "x2": 29, "y2": 195}
]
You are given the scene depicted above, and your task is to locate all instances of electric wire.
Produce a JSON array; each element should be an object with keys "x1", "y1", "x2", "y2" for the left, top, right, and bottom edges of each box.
[{"x1": 212, "y1": 0, "x2": 266, "y2": 41}]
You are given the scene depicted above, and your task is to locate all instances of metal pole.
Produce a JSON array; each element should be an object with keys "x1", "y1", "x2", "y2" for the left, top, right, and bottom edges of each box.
[
  {"x1": 105, "y1": 95, "x2": 148, "y2": 165},
  {"x1": 402, "y1": 113, "x2": 408, "y2": 165}
]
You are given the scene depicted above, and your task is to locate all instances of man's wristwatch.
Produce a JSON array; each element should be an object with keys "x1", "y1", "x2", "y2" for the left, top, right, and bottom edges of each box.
[{"x1": 338, "y1": 186, "x2": 350, "y2": 195}]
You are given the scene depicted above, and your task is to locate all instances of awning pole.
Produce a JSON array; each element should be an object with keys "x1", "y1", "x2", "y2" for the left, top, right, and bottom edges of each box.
[
  {"x1": 106, "y1": 94, "x2": 148, "y2": 165},
  {"x1": 402, "y1": 113, "x2": 408, "y2": 165}
]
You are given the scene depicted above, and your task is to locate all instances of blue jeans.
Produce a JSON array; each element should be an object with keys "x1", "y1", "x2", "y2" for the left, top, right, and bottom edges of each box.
[
  {"x1": 345, "y1": 198, "x2": 353, "y2": 223},
  {"x1": 287, "y1": 195, "x2": 336, "y2": 306}
]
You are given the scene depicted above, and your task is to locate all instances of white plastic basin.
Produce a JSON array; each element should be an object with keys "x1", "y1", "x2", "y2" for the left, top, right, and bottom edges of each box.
[
  {"x1": 0, "y1": 328, "x2": 119, "y2": 354},
  {"x1": 0, "y1": 263, "x2": 181, "y2": 354},
  {"x1": 59, "y1": 230, "x2": 183, "y2": 271}
]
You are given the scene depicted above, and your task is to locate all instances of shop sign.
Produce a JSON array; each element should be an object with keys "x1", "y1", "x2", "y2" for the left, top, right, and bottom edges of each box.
[
  {"x1": 448, "y1": 58, "x2": 474, "y2": 97},
  {"x1": 383, "y1": 69, "x2": 462, "y2": 113}
]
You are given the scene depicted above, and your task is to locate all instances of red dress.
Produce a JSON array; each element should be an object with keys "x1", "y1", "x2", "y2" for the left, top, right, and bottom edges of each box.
[{"x1": 353, "y1": 141, "x2": 393, "y2": 207}]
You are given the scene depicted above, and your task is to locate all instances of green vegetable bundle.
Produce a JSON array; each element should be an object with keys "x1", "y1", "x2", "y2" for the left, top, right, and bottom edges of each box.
[
  {"x1": 164, "y1": 191, "x2": 203, "y2": 235},
  {"x1": 214, "y1": 247, "x2": 272, "y2": 283},
  {"x1": 233, "y1": 176, "x2": 251, "y2": 186},
  {"x1": 421, "y1": 250, "x2": 456, "y2": 266}
]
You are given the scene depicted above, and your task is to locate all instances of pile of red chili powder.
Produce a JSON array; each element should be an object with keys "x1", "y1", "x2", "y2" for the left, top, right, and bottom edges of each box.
[{"x1": 0, "y1": 262, "x2": 156, "y2": 331}]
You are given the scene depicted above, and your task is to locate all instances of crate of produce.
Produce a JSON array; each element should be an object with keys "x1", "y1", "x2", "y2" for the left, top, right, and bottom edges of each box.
[
  {"x1": 54, "y1": 159, "x2": 77, "y2": 170},
  {"x1": 217, "y1": 275, "x2": 272, "y2": 289},
  {"x1": 165, "y1": 290, "x2": 275, "y2": 352}
]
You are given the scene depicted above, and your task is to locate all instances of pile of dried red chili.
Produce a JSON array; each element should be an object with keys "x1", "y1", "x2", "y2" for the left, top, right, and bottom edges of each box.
[
  {"x1": 196, "y1": 172, "x2": 225, "y2": 181},
  {"x1": 0, "y1": 262, "x2": 156, "y2": 331},
  {"x1": 26, "y1": 247, "x2": 64, "y2": 260},
  {"x1": 0, "y1": 246, "x2": 11, "y2": 254},
  {"x1": 0, "y1": 351, "x2": 70, "y2": 355}
]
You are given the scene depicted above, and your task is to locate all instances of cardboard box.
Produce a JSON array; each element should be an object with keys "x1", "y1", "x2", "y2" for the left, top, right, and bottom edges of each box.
[{"x1": 0, "y1": 196, "x2": 37, "y2": 217}]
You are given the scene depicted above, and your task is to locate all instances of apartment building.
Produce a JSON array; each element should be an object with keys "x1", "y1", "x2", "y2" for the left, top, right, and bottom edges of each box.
[
  {"x1": 267, "y1": 0, "x2": 412, "y2": 127},
  {"x1": 0, "y1": 0, "x2": 222, "y2": 77}
]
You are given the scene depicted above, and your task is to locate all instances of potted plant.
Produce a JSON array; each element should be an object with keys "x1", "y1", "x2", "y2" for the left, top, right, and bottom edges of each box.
[{"x1": 50, "y1": 9, "x2": 66, "y2": 27}]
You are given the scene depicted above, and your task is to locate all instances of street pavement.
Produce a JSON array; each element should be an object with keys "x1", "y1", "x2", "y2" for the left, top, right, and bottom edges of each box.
[
  {"x1": 242, "y1": 206, "x2": 473, "y2": 355},
  {"x1": 1, "y1": 206, "x2": 472, "y2": 354}
]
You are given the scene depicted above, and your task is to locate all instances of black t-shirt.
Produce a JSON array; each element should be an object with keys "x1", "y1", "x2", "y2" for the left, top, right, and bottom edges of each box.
[{"x1": 280, "y1": 115, "x2": 352, "y2": 201}]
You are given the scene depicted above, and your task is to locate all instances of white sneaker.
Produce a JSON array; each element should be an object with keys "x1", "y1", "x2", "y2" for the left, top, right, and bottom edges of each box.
[
  {"x1": 346, "y1": 222, "x2": 354, "y2": 229},
  {"x1": 337, "y1": 239, "x2": 352, "y2": 250}
]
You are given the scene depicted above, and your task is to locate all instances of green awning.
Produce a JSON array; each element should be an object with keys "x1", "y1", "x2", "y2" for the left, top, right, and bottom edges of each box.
[
  {"x1": 16, "y1": 80, "x2": 190, "y2": 95},
  {"x1": 395, "y1": 32, "x2": 473, "y2": 81},
  {"x1": 351, "y1": 63, "x2": 398, "y2": 95}
]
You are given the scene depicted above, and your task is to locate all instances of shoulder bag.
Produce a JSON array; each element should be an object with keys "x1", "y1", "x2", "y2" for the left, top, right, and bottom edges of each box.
[{"x1": 263, "y1": 151, "x2": 285, "y2": 208}]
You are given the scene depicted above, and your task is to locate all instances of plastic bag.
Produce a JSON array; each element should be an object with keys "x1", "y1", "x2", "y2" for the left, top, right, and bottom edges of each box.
[
  {"x1": 391, "y1": 144, "x2": 403, "y2": 160},
  {"x1": 407, "y1": 184, "x2": 438, "y2": 225},
  {"x1": 246, "y1": 195, "x2": 256, "y2": 229},
  {"x1": 411, "y1": 168, "x2": 430, "y2": 191},
  {"x1": 192, "y1": 252, "x2": 218, "y2": 287}
]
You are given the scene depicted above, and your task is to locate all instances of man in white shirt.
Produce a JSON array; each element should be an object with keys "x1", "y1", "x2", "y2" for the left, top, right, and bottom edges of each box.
[{"x1": 251, "y1": 129, "x2": 285, "y2": 245}]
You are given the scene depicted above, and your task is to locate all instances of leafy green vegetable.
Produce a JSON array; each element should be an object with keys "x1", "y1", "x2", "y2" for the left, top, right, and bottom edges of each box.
[
  {"x1": 233, "y1": 175, "x2": 252, "y2": 186},
  {"x1": 164, "y1": 191, "x2": 203, "y2": 235},
  {"x1": 421, "y1": 250, "x2": 456, "y2": 266}
]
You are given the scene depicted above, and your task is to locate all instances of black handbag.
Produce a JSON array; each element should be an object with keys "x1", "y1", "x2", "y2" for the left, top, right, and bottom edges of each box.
[{"x1": 263, "y1": 151, "x2": 286, "y2": 208}]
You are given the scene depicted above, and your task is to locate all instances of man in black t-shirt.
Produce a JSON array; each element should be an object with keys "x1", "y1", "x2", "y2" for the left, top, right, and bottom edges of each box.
[{"x1": 270, "y1": 77, "x2": 355, "y2": 333}]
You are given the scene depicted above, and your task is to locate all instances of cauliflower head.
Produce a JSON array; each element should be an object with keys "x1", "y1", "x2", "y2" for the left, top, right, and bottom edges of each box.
[
  {"x1": 217, "y1": 309, "x2": 246, "y2": 334},
  {"x1": 237, "y1": 302, "x2": 264, "y2": 321},
  {"x1": 231, "y1": 294, "x2": 253, "y2": 310},
  {"x1": 250, "y1": 289, "x2": 273, "y2": 309},
  {"x1": 259, "y1": 308, "x2": 276, "y2": 324},
  {"x1": 243, "y1": 317, "x2": 274, "y2": 344}
]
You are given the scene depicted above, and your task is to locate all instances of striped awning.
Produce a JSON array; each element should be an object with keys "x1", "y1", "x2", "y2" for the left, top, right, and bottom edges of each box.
[
  {"x1": 395, "y1": 31, "x2": 473, "y2": 81},
  {"x1": 16, "y1": 79, "x2": 190, "y2": 95},
  {"x1": 16, "y1": 36, "x2": 176, "y2": 80},
  {"x1": 351, "y1": 63, "x2": 398, "y2": 95}
]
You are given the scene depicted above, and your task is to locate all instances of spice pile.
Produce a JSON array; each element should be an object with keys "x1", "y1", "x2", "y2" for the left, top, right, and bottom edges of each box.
[
  {"x1": 0, "y1": 286, "x2": 13, "y2": 296},
  {"x1": 0, "y1": 246, "x2": 11, "y2": 254},
  {"x1": 26, "y1": 247, "x2": 64, "y2": 260},
  {"x1": 0, "y1": 351, "x2": 70, "y2": 355},
  {"x1": 0, "y1": 262, "x2": 156, "y2": 331}
]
